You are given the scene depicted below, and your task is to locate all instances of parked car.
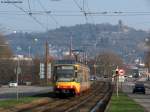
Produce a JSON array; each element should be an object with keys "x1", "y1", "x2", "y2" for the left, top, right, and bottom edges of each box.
[
  {"x1": 133, "y1": 83, "x2": 145, "y2": 94},
  {"x1": 90, "y1": 76, "x2": 97, "y2": 81},
  {"x1": 8, "y1": 81, "x2": 18, "y2": 88}
]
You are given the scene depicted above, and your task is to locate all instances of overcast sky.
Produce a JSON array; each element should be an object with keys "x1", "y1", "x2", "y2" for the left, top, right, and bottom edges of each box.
[{"x1": 0, "y1": 0, "x2": 150, "y2": 33}]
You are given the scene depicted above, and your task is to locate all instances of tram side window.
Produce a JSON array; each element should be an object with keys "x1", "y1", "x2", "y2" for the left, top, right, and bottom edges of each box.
[
  {"x1": 83, "y1": 69, "x2": 86, "y2": 82},
  {"x1": 78, "y1": 73, "x2": 83, "y2": 82},
  {"x1": 85, "y1": 70, "x2": 88, "y2": 82},
  {"x1": 53, "y1": 67, "x2": 57, "y2": 81},
  {"x1": 83, "y1": 69, "x2": 89, "y2": 82},
  {"x1": 77, "y1": 69, "x2": 83, "y2": 82}
]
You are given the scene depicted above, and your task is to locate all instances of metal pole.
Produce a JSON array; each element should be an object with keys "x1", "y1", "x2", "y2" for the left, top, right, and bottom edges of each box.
[
  {"x1": 16, "y1": 57, "x2": 19, "y2": 100},
  {"x1": 45, "y1": 41, "x2": 49, "y2": 85},
  {"x1": 116, "y1": 66, "x2": 119, "y2": 97},
  {"x1": 116, "y1": 75, "x2": 119, "y2": 97},
  {"x1": 28, "y1": 46, "x2": 31, "y2": 57},
  {"x1": 94, "y1": 64, "x2": 96, "y2": 76},
  {"x1": 69, "y1": 36, "x2": 72, "y2": 56}
]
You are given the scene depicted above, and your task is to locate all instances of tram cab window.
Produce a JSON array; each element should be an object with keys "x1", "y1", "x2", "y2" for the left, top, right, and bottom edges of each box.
[{"x1": 54, "y1": 66, "x2": 75, "y2": 82}]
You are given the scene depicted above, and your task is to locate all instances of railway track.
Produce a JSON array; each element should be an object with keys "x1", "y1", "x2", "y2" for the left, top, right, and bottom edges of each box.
[{"x1": 3, "y1": 81, "x2": 112, "y2": 112}]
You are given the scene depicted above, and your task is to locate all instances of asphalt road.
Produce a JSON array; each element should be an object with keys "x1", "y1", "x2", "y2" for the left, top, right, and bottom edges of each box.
[
  {"x1": 122, "y1": 78, "x2": 150, "y2": 112},
  {"x1": 0, "y1": 85, "x2": 53, "y2": 100}
]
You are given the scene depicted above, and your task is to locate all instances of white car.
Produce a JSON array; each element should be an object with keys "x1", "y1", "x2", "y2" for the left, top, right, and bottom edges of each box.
[
  {"x1": 9, "y1": 81, "x2": 18, "y2": 87},
  {"x1": 128, "y1": 75, "x2": 133, "y2": 78}
]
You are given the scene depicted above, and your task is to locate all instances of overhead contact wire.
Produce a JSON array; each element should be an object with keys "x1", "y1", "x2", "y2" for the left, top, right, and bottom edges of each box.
[{"x1": 12, "y1": 3, "x2": 47, "y2": 29}]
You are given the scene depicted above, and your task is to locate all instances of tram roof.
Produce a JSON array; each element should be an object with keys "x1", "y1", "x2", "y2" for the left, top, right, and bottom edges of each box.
[{"x1": 54, "y1": 59, "x2": 82, "y2": 65}]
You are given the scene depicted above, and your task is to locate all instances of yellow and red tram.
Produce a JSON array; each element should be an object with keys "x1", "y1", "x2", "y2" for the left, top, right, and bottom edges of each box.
[{"x1": 53, "y1": 60, "x2": 90, "y2": 95}]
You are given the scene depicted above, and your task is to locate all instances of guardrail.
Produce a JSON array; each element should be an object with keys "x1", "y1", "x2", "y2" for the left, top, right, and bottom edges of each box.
[{"x1": 90, "y1": 85, "x2": 113, "y2": 112}]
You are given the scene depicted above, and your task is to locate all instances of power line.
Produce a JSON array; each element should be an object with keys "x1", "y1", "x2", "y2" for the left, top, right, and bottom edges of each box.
[
  {"x1": 1, "y1": 0, "x2": 23, "y2": 3},
  {"x1": 2, "y1": 10, "x2": 150, "y2": 15},
  {"x1": 10, "y1": 3, "x2": 47, "y2": 30},
  {"x1": 72, "y1": 0, "x2": 98, "y2": 57},
  {"x1": 27, "y1": 0, "x2": 31, "y2": 13},
  {"x1": 1, "y1": 13, "x2": 150, "y2": 17},
  {"x1": 84, "y1": 0, "x2": 98, "y2": 48},
  {"x1": 73, "y1": 0, "x2": 88, "y2": 23},
  {"x1": 83, "y1": 0, "x2": 84, "y2": 11},
  {"x1": 49, "y1": 13, "x2": 150, "y2": 17},
  {"x1": 73, "y1": 0, "x2": 83, "y2": 11},
  {"x1": 85, "y1": 0, "x2": 95, "y2": 24},
  {"x1": 37, "y1": 0, "x2": 60, "y2": 28},
  {"x1": 0, "y1": 10, "x2": 52, "y2": 15}
]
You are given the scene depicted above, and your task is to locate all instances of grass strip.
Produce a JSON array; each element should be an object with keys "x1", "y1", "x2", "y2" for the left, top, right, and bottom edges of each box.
[
  {"x1": 107, "y1": 92, "x2": 145, "y2": 112},
  {"x1": 0, "y1": 97, "x2": 40, "y2": 108}
]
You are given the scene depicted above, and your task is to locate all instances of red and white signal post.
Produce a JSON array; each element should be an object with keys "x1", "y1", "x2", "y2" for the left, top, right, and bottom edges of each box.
[
  {"x1": 115, "y1": 67, "x2": 125, "y2": 97},
  {"x1": 115, "y1": 67, "x2": 119, "y2": 97},
  {"x1": 119, "y1": 69, "x2": 125, "y2": 76}
]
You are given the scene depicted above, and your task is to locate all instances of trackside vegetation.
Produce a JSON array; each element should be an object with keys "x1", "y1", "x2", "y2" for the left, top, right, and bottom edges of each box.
[
  {"x1": 107, "y1": 93, "x2": 145, "y2": 112},
  {"x1": 0, "y1": 97, "x2": 40, "y2": 108}
]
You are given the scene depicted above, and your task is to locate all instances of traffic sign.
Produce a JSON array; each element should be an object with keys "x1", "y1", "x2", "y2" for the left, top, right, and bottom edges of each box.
[
  {"x1": 115, "y1": 68, "x2": 119, "y2": 75},
  {"x1": 14, "y1": 67, "x2": 21, "y2": 74},
  {"x1": 119, "y1": 69, "x2": 125, "y2": 76}
]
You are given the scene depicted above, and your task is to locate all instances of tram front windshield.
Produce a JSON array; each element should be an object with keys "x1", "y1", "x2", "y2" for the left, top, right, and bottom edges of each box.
[{"x1": 55, "y1": 66, "x2": 75, "y2": 82}]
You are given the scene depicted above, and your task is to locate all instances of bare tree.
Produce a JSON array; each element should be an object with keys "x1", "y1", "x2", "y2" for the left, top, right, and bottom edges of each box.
[
  {"x1": 32, "y1": 56, "x2": 40, "y2": 85},
  {"x1": 145, "y1": 51, "x2": 150, "y2": 72},
  {"x1": 0, "y1": 34, "x2": 13, "y2": 84},
  {"x1": 95, "y1": 51, "x2": 123, "y2": 78},
  {"x1": 144, "y1": 37, "x2": 150, "y2": 72},
  {"x1": 0, "y1": 59, "x2": 15, "y2": 84},
  {"x1": 0, "y1": 34, "x2": 12, "y2": 58}
]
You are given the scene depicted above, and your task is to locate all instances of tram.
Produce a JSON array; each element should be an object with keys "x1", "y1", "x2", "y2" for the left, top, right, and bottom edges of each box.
[{"x1": 53, "y1": 59, "x2": 90, "y2": 95}]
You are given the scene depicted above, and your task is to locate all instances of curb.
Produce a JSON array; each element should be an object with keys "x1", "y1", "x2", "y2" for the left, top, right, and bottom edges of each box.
[
  {"x1": 90, "y1": 86, "x2": 113, "y2": 112},
  {"x1": 125, "y1": 93, "x2": 149, "y2": 112},
  {"x1": 104, "y1": 97, "x2": 111, "y2": 112}
]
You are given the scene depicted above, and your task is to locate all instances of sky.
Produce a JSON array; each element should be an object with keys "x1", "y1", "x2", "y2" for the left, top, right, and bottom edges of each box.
[{"x1": 0, "y1": 0, "x2": 150, "y2": 33}]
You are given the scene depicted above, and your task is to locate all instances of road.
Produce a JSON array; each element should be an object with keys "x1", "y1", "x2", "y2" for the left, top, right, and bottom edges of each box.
[
  {"x1": 0, "y1": 85, "x2": 53, "y2": 100},
  {"x1": 122, "y1": 78, "x2": 150, "y2": 112}
]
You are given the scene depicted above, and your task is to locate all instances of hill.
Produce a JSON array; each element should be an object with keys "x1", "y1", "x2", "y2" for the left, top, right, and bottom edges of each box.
[{"x1": 5, "y1": 23, "x2": 149, "y2": 62}]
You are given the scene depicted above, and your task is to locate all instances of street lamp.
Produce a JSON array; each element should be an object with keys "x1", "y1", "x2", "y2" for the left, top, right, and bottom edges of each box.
[
  {"x1": 16, "y1": 47, "x2": 22, "y2": 100},
  {"x1": 28, "y1": 38, "x2": 38, "y2": 57},
  {"x1": 14, "y1": 55, "x2": 21, "y2": 100},
  {"x1": 28, "y1": 46, "x2": 31, "y2": 57},
  {"x1": 13, "y1": 30, "x2": 17, "y2": 34},
  {"x1": 16, "y1": 56, "x2": 21, "y2": 100}
]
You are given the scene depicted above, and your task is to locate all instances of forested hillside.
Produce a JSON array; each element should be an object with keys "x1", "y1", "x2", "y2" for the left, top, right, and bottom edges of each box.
[{"x1": 5, "y1": 23, "x2": 149, "y2": 62}]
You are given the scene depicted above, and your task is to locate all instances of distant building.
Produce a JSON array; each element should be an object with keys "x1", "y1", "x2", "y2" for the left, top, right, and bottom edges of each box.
[
  {"x1": 118, "y1": 20, "x2": 129, "y2": 33},
  {"x1": 118, "y1": 20, "x2": 123, "y2": 31},
  {"x1": 12, "y1": 55, "x2": 32, "y2": 61}
]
